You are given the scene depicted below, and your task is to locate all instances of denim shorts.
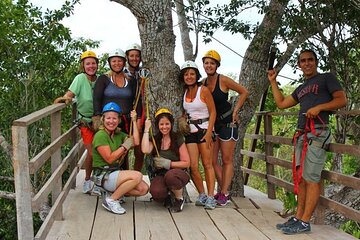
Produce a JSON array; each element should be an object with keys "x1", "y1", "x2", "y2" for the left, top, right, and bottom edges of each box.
[
  {"x1": 185, "y1": 129, "x2": 215, "y2": 144},
  {"x1": 103, "y1": 170, "x2": 120, "y2": 192},
  {"x1": 215, "y1": 123, "x2": 239, "y2": 141},
  {"x1": 294, "y1": 128, "x2": 331, "y2": 182}
]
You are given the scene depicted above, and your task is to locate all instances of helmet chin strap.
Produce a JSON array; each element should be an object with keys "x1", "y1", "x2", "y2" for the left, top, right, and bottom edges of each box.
[{"x1": 84, "y1": 70, "x2": 96, "y2": 77}]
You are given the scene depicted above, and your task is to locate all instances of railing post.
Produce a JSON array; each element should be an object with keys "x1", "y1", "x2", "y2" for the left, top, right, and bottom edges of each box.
[
  {"x1": 51, "y1": 111, "x2": 63, "y2": 220},
  {"x1": 70, "y1": 103, "x2": 77, "y2": 189},
  {"x1": 264, "y1": 113, "x2": 276, "y2": 199},
  {"x1": 12, "y1": 125, "x2": 34, "y2": 240}
]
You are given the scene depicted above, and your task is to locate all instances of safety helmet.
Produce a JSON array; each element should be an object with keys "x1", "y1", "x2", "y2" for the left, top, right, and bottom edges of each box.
[
  {"x1": 155, "y1": 108, "x2": 172, "y2": 118},
  {"x1": 102, "y1": 102, "x2": 122, "y2": 114},
  {"x1": 108, "y1": 49, "x2": 126, "y2": 61},
  {"x1": 180, "y1": 60, "x2": 199, "y2": 71},
  {"x1": 125, "y1": 43, "x2": 141, "y2": 54},
  {"x1": 202, "y1": 50, "x2": 221, "y2": 66},
  {"x1": 80, "y1": 50, "x2": 99, "y2": 62}
]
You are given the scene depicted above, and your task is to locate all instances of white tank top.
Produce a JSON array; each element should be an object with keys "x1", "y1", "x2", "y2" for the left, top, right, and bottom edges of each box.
[{"x1": 183, "y1": 86, "x2": 210, "y2": 133}]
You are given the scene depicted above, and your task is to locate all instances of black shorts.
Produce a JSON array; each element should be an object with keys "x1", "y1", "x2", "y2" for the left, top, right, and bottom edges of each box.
[{"x1": 185, "y1": 129, "x2": 215, "y2": 144}]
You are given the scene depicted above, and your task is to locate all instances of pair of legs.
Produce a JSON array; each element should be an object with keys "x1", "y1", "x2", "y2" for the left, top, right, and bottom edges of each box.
[
  {"x1": 212, "y1": 137, "x2": 236, "y2": 196},
  {"x1": 150, "y1": 169, "x2": 189, "y2": 202},
  {"x1": 188, "y1": 142, "x2": 215, "y2": 197},
  {"x1": 105, "y1": 170, "x2": 149, "y2": 200},
  {"x1": 80, "y1": 126, "x2": 94, "y2": 182},
  {"x1": 295, "y1": 177, "x2": 321, "y2": 222}
]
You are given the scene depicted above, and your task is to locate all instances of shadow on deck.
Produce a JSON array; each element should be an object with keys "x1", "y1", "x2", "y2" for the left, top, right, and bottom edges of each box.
[{"x1": 46, "y1": 171, "x2": 355, "y2": 240}]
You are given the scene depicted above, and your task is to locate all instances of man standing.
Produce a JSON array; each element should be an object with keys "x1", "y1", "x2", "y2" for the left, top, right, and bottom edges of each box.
[{"x1": 267, "y1": 49, "x2": 347, "y2": 235}]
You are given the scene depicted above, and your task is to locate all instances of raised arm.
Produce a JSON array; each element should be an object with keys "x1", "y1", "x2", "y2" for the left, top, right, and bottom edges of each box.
[
  {"x1": 267, "y1": 69, "x2": 297, "y2": 109},
  {"x1": 141, "y1": 118, "x2": 154, "y2": 154}
]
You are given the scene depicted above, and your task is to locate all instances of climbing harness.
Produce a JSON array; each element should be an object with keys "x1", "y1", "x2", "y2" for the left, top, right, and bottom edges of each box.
[{"x1": 292, "y1": 115, "x2": 329, "y2": 194}]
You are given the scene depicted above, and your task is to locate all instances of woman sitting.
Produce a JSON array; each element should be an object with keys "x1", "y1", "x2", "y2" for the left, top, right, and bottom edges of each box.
[
  {"x1": 141, "y1": 108, "x2": 190, "y2": 212},
  {"x1": 92, "y1": 102, "x2": 149, "y2": 214}
]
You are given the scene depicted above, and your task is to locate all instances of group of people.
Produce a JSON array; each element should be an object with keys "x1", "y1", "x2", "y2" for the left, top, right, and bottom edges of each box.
[{"x1": 54, "y1": 46, "x2": 347, "y2": 236}]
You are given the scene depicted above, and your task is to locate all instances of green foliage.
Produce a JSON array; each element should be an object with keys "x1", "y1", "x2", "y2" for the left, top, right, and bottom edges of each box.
[
  {"x1": 340, "y1": 220, "x2": 360, "y2": 239},
  {"x1": 0, "y1": 0, "x2": 100, "y2": 239}
]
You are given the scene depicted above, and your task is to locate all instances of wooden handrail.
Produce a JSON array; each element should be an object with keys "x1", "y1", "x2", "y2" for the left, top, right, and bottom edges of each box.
[{"x1": 242, "y1": 110, "x2": 360, "y2": 224}]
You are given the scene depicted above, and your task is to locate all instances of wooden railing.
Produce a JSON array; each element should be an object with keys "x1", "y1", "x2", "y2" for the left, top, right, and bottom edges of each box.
[
  {"x1": 12, "y1": 103, "x2": 86, "y2": 240},
  {"x1": 242, "y1": 110, "x2": 360, "y2": 224}
]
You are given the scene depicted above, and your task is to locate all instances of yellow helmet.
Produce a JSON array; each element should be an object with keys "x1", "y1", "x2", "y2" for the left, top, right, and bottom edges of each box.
[
  {"x1": 80, "y1": 50, "x2": 98, "y2": 62},
  {"x1": 202, "y1": 50, "x2": 221, "y2": 66},
  {"x1": 155, "y1": 108, "x2": 172, "y2": 118}
]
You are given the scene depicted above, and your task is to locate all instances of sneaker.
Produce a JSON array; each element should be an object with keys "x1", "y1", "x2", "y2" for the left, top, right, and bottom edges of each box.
[
  {"x1": 82, "y1": 180, "x2": 94, "y2": 194},
  {"x1": 214, "y1": 192, "x2": 220, "y2": 200},
  {"x1": 276, "y1": 217, "x2": 298, "y2": 230},
  {"x1": 102, "y1": 197, "x2": 126, "y2": 214},
  {"x1": 164, "y1": 194, "x2": 173, "y2": 208},
  {"x1": 204, "y1": 196, "x2": 217, "y2": 210},
  {"x1": 171, "y1": 198, "x2": 184, "y2": 213},
  {"x1": 195, "y1": 193, "x2": 207, "y2": 206},
  {"x1": 216, "y1": 193, "x2": 230, "y2": 206},
  {"x1": 91, "y1": 185, "x2": 102, "y2": 196},
  {"x1": 282, "y1": 220, "x2": 311, "y2": 235}
]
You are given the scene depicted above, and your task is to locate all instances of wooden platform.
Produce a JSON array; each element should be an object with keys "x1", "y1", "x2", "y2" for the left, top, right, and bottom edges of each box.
[{"x1": 46, "y1": 172, "x2": 356, "y2": 240}]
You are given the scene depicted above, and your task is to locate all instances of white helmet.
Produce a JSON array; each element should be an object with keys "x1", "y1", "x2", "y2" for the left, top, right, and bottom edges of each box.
[
  {"x1": 125, "y1": 43, "x2": 141, "y2": 54},
  {"x1": 108, "y1": 49, "x2": 126, "y2": 61},
  {"x1": 180, "y1": 60, "x2": 199, "y2": 71}
]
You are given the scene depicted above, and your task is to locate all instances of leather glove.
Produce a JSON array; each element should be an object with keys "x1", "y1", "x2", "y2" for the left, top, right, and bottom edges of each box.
[
  {"x1": 122, "y1": 137, "x2": 134, "y2": 150},
  {"x1": 177, "y1": 116, "x2": 190, "y2": 135},
  {"x1": 153, "y1": 157, "x2": 171, "y2": 170},
  {"x1": 92, "y1": 116, "x2": 101, "y2": 132},
  {"x1": 54, "y1": 96, "x2": 72, "y2": 105}
]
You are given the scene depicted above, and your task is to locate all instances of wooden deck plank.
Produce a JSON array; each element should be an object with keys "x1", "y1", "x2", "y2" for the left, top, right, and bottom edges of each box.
[
  {"x1": 239, "y1": 209, "x2": 313, "y2": 240},
  {"x1": 44, "y1": 172, "x2": 357, "y2": 240},
  {"x1": 91, "y1": 198, "x2": 134, "y2": 240},
  {"x1": 171, "y1": 204, "x2": 226, "y2": 240},
  {"x1": 46, "y1": 190, "x2": 97, "y2": 240},
  {"x1": 208, "y1": 207, "x2": 268, "y2": 239},
  {"x1": 310, "y1": 224, "x2": 357, "y2": 240},
  {"x1": 134, "y1": 201, "x2": 182, "y2": 240},
  {"x1": 244, "y1": 185, "x2": 284, "y2": 211},
  {"x1": 231, "y1": 196, "x2": 257, "y2": 209}
]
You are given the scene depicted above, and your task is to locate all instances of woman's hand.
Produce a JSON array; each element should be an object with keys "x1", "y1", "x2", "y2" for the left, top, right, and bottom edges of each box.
[
  {"x1": 130, "y1": 110, "x2": 137, "y2": 122},
  {"x1": 144, "y1": 118, "x2": 152, "y2": 132}
]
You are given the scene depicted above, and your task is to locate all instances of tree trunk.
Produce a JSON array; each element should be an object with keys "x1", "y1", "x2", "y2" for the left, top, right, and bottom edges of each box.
[
  {"x1": 231, "y1": 0, "x2": 289, "y2": 197},
  {"x1": 112, "y1": 0, "x2": 183, "y2": 117},
  {"x1": 174, "y1": 0, "x2": 196, "y2": 61}
]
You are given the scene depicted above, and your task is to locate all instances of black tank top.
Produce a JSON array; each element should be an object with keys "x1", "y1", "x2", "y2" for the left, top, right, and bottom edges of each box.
[{"x1": 204, "y1": 74, "x2": 232, "y2": 123}]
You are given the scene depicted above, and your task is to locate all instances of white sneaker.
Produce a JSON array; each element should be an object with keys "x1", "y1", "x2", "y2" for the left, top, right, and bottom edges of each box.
[
  {"x1": 102, "y1": 197, "x2": 126, "y2": 214},
  {"x1": 82, "y1": 180, "x2": 94, "y2": 194}
]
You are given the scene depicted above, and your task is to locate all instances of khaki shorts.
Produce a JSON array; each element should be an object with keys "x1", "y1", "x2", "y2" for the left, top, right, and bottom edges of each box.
[{"x1": 294, "y1": 128, "x2": 331, "y2": 183}]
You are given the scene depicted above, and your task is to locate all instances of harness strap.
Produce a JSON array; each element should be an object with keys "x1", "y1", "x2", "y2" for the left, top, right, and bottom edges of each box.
[
  {"x1": 188, "y1": 117, "x2": 209, "y2": 125},
  {"x1": 219, "y1": 109, "x2": 233, "y2": 120},
  {"x1": 292, "y1": 116, "x2": 326, "y2": 195}
]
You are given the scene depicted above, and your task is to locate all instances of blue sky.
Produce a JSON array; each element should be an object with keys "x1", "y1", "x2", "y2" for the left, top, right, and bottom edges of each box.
[{"x1": 30, "y1": 0, "x2": 298, "y2": 85}]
